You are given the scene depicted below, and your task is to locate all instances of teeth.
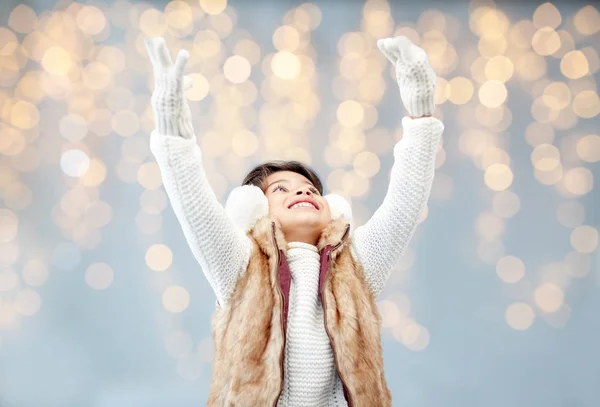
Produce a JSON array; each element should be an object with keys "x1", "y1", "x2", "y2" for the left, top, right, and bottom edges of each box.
[{"x1": 291, "y1": 202, "x2": 316, "y2": 209}]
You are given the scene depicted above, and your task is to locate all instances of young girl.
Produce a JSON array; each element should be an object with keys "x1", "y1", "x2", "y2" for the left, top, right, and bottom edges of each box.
[{"x1": 145, "y1": 35, "x2": 443, "y2": 407}]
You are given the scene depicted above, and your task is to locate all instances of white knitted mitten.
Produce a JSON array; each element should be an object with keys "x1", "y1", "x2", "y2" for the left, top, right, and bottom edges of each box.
[
  {"x1": 145, "y1": 37, "x2": 194, "y2": 139},
  {"x1": 377, "y1": 36, "x2": 437, "y2": 118}
]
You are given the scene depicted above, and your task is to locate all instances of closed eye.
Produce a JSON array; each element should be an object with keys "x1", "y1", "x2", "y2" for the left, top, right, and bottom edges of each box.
[{"x1": 273, "y1": 183, "x2": 319, "y2": 195}]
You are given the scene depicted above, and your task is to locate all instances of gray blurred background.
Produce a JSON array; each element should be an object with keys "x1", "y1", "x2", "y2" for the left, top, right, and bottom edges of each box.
[{"x1": 0, "y1": 0, "x2": 599, "y2": 406}]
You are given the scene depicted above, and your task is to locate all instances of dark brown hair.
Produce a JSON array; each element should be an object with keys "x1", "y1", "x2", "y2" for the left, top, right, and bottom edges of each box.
[{"x1": 242, "y1": 160, "x2": 324, "y2": 195}]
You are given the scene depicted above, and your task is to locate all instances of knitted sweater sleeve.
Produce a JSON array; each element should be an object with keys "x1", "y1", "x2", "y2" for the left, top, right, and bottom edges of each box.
[
  {"x1": 351, "y1": 116, "x2": 444, "y2": 297},
  {"x1": 149, "y1": 131, "x2": 252, "y2": 306}
]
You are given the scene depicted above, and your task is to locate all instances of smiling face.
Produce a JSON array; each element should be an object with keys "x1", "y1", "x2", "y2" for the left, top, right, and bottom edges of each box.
[{"x1": 263, "y1": 171, "x2": 331, "y2": 245}]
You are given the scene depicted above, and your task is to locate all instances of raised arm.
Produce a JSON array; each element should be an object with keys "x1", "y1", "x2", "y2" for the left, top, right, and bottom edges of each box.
[
  {"x1": 351, "y1": 36, "x2": 444, "y2": 297},
  {"x1": 145, "y1": 38, "x2": 252, "y2": 306}
]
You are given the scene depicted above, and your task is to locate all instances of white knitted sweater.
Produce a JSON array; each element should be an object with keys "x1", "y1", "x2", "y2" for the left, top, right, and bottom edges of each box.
[{"x1": 149, "y1": 115, "x2": 444, "y2": 406}]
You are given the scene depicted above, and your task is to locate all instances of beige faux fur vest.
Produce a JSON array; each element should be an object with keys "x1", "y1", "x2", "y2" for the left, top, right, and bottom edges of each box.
[{"x1": 207, "y1": 213, "x2": 391, "y2": 407}]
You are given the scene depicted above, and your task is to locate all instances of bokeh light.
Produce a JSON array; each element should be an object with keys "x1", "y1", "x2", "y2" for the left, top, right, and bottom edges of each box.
[
  {"x1": 564, "y1": 251, "x2": 591, "y2": 278},
  {"x1": 162, "y1": 285, "x2": 190, "y2": 313},
  {"x1": 22, "y1": 259, "x2": 49, "y2": 287},
  {"x1": 496, "y1": 255, "x2": 525, "y2": 283},
  {"x1": 484, "y1": 163, "x2": 513, "y2": 191},
  {"x1": 145, "y1": 244, "x2": 173, "y2": 272},
  {"x1": 570, "y1": 225, "x2": 598, "y2": 253},
  {"x1": 505, "y1": 302, "x2": 535, "y2": 330},
  {"x1": 8, "y1": 5, "x2": 37, "y2": 34},
  {"x1": 533, "y1": 3, "x2": 562, "y2": 29},
  {"x1": 60, "y1": 149, "x2": 90, "y2": 177},
  {"x1": 531, "y1": 27, "x2": 561, "y2": 56},
  {"x1": 562, "y1": 167, "x2": 593, "y2": 195},
  {"x1": 14, "y1": 289, "x2": 42, "y2": 316},
  {"x1": 200, "y1": 0, "x2": 228, "y2": 15},
  {"x1": 572, "y1": 90, "x2": 600, "y2": 118},
  {"x1": 534, "y1": 282, "x2": 564, "y2": 312},
  {"x1": 271, "y1": 51, "x2": 301, "y2": 80},
  {"x1": 0, "y1": 0, "x2": 598, "y2": 405},
  {"x1": 573, "y1": 5, "x2": 600, "y2": 35},
  {"x1": 85, "y1": 263, "x2": 114, "y2": 290},
  {"x1": 478, "y1": 80, "x2": 507, "y2": 108},
  {"x1": 223, "y1": 55, "x2": 251, "y2": 83},
  {"x1": 0, "y1": 268, "x2": 19, "y2": 292},
  {"x1": 556, "y1": 201, "x2": 585, "y2": 228},
  {"x1": 492, "y1": 190, "x2": 521, "y2": 218},
  {"x1": 561, "y1": 51, "x2": 589, "y2": 79},
  {"x1": 576, "y1": 134, "x2": 600, "y2": 162}
]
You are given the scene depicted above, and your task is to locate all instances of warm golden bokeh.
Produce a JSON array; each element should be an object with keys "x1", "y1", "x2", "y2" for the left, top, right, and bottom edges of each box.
[
  {"x1": 496, "y1": 255, "x2": 525, "y2": 283},
  {"x1": 8, "y1": 5, "x2": 38, "y2": 34},
  {"x1": 542, "y1": 82, "x2": 571, "y2": 110},
  {"x1": 484, "y1": 56, "x2": 514, "y2": 83},
  {"x1": 505, "y1": 302, "x2": 535, "y2": 330},
  {"x1": 484, "y1": 163, "x2": 513, "y2": 191},
  {"x1": 0, "y1": 0, "x2": 596, "y2": 366},
  {"x1": 145, "y1": 244, "x2": 173, "y2": 272},
  {"x1": 478, "y1": 80, "x2": 507, "y2": 108},
  {"x1": 561, "y1": 51, "x2": 590, "y2": 79},
  {"x1": 576, "y1": 134, "x2": 600, "y2": 162},
  {"x1": 532, "y1": 27, "x2": 561, "y2": 56},
  {"x1": 533, "y1": 2, "x2": 562, "y2": 29},
  {"x1": 572, "y1": 90, "x2": 600, "y2": 118},
  {"x1": 573, "y1": 5, "x2": 600, "y2": 35},
  {"x1": 570, "y1": 225, "x2": 598, "y2": 254},
  {"x1": 449, "y1": 77, "x2": 474, "y2": 104},
  {"x1": 562, "y1": 167, "x2": 593, "y2": 195},
  {"x1": 271, "y1": 51, "x2": 301, "y2": 80},
  {"x1": 223, "y1": 55, "x2": 251, "y2": 84},
  {"x1": 162, "y1": 285, "x2": 191, "y2": 313},
  {"x1": 534, "y1": 282, "x2": 564, "y2": 313}
]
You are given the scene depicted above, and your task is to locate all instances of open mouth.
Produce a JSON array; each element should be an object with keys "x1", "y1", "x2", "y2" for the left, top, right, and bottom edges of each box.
[{"x1": 289, "y1": 201, "x2": 318, "y2": 210}]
